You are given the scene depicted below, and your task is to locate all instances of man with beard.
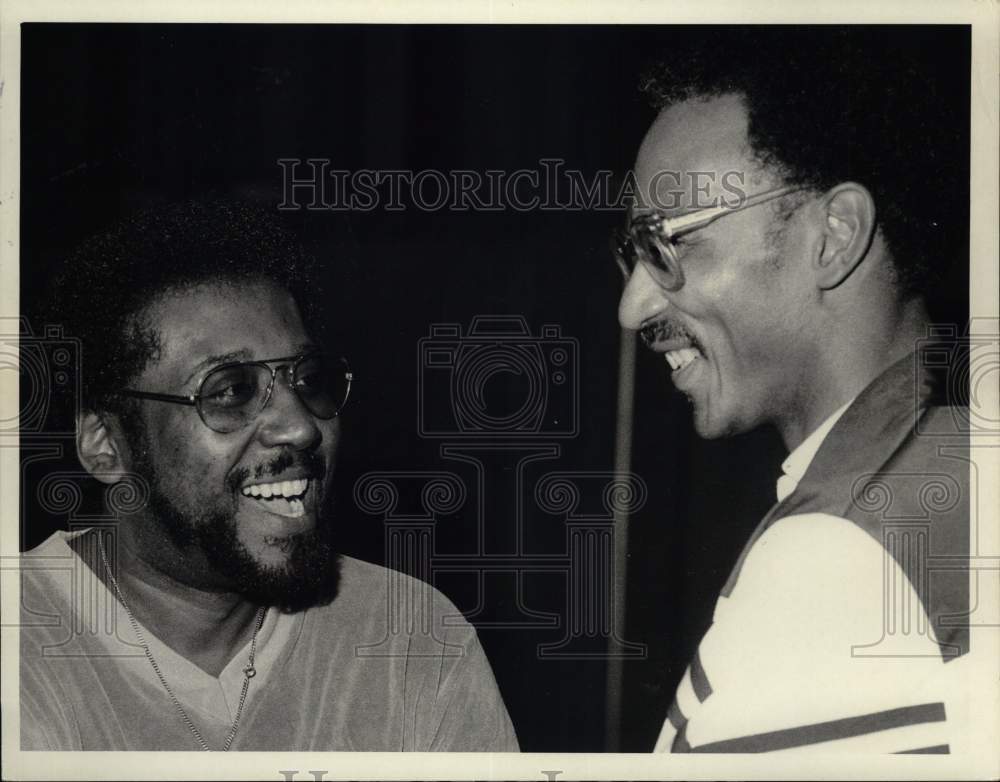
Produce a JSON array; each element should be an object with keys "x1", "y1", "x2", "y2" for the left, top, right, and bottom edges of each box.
[
  {"x1": 19, "y1": 200, "x2": 518, "y2": 751},
  {"x1": 614, "y1": 29, "x2": 972, "y2": 753}
]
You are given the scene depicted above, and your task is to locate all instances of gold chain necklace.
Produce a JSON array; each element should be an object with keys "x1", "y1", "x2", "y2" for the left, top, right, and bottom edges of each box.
[{"x1": 96, "y1": 533, "x2": 267, "y2": 751}]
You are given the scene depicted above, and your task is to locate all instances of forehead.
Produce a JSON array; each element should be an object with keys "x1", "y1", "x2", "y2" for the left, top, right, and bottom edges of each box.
[
  {"x1": 635, "y1": 93, "x2": 769, "y2": 211},
  {"x1": 140, "y1": 280, "x2": 311, "y2": 384}
]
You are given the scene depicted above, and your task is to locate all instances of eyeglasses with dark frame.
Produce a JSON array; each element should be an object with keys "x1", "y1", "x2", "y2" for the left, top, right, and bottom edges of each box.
[
  {"x1": 611, "y1": 185, "x2": 803, "y2": 292},
  {"x1": 117, "y1": 352, "x2": 353, "y2": 434}
]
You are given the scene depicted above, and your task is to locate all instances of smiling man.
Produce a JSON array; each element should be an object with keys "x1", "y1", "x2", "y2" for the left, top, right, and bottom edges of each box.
[
  {"x1": 20, "y1": 200, "x2": 518, "y2": 751},
  {"x1": 616, "y1": 29, "x2": 972, "y2": 753}
]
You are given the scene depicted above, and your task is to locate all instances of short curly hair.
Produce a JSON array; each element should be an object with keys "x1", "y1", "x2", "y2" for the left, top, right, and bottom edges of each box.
[
  {"x1": 47, "y1": 199, "x2": 328, "y2": 419},
  {"x1": 639, "y1": 26, "x2": 969, "y2": 298}
]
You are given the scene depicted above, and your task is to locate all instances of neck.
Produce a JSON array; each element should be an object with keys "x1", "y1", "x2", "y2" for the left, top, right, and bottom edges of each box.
[
  {"x1": 777, "y1": 294, "x2": 929, "y2": 451},
  {"x1": 82, "y1": 525, "x2": 263, "y2": 678}
]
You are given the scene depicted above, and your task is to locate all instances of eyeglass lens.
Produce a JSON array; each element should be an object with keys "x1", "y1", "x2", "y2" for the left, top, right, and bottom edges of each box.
[
  {"x1": 614, "y1": 226, "x2": 682, "y2": 290},
  {"x1": 198, "y1": 355, "x2": 350, "y2": 433}
]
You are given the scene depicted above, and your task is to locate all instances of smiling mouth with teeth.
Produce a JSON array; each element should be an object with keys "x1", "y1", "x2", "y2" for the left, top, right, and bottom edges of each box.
[
  {"x1": 640, "y1": 319, "x2": 705, "y2": 374},
  {"x1": 240, "y1": 478, "x2": 310, "y2": 518},
  {"x1": 664, "y1": 347, "x2": 703, "y2": 372}
]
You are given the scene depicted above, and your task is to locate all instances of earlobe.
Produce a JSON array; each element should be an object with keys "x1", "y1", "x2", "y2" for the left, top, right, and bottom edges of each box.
[
  {"x1": 816, "y1": 183, "x2": 876, "y2": 290},
  {"x1": 76, "y1": 411, "x2": 128, "y2": 485}
]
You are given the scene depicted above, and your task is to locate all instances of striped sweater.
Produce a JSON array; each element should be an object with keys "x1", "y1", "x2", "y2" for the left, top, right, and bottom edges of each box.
[{"x1": 656, "y1": 351, "x2": 970, "y2": 754}]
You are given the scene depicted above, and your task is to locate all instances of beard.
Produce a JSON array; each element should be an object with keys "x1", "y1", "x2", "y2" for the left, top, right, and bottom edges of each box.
[
  {"x1": 128, "y1": 438, "x2": 341, "y2": 612},
  {"x1": 153, "y1": 497, "x2": 342, "y2": 613}
]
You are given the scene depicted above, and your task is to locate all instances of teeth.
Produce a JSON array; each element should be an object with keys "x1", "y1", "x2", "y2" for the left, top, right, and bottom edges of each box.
[
  {"x1": 664, "y1": 348, "x2": 701, "y2": 372},
  {"x1": 241, "y1": 478, "x2": 309, "y2": 499}
]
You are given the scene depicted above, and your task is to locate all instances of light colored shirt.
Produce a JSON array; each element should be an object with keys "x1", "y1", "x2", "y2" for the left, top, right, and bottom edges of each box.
[
  {"x1": 20, "y1": 530, "x2": 519, "y2": 751},
  {"x1": 775, "y1": 400, "x2": 853, "y2": 502}
]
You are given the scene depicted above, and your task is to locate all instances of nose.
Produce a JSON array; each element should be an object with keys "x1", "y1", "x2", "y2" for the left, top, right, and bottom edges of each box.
[
  {"x1": 255, "y1": 373, "x2": 324, "y2": 450},
  {"x1": 618, "y1": 261, "x2": 671, "y2": 331}
]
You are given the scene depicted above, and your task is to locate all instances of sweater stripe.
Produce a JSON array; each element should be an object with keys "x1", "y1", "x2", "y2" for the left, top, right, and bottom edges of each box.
[
  {"x1": 688, "y1": 702, "x2": 946, "y2": 753},
  {"x1": 689, "y1": 651, "x2": 712, "y2": 703}
]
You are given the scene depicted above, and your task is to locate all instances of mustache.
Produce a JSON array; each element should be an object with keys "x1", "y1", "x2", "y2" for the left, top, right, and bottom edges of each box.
[
  {"x1": 639, "y1": 317, "x2": 693, "y2": 348},
  {"x1": 227, "y1": 450, "x2": 327, "y2": 493}
]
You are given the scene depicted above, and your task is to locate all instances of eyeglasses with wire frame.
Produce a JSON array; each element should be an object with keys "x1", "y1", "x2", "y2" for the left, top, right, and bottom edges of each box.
[
  {"x1": 117, "y1": 352, "x2": 353, "y2": 434},
  {"x1": 611, "y1": 185, "x2": 802, "y2": 292}
]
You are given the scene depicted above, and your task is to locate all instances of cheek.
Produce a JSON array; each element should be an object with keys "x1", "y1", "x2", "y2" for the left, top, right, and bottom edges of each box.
[
  {"x1": 140, "y1": 411, "x2": 239, "y2": 491},
  {"x1": 318, "y1": 419, "x2": 342, "y2": 462},
  {"x1": 681, "y1": 233, "x2": 770, "y2": 312},
  {"x1": 686, "y1": 261, "x2": 763, "y2": 329},
  {"x1": 688, "y1": 266, "x2": 792, "y2": 366}
]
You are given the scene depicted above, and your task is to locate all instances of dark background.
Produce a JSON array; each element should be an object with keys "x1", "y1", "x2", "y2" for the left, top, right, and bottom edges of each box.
[{"x1": 18, "y1": 24, "x2": 970, "y2": 751}]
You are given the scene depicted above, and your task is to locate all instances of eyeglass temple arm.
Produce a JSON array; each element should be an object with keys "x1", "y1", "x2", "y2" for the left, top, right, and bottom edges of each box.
[
  {"x1": 660, "y1": 185, "x2": 800, "y2": 238},
  {"x1": 117, "y1": 390, "x2": 198, "y2": 406}
]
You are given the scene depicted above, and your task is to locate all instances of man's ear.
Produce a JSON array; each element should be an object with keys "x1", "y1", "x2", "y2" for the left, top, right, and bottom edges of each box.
[
  {"x1": 76, "y1": 411, "x2": 129, "y2": 485},
  {"x1": 815, "y1": 182, "x2": 877, "y2": 290}
]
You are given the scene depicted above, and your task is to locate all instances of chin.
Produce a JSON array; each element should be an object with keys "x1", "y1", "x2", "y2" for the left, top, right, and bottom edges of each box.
[
  {"x1": 232, "y1": 539, "x2": 342, "y2": 612},
  {"x1": 690, "y1": 399, "x2": 745, "y2": 440},
  {"x1": 196, "y1": 513, "x2": 342, "y2": 611},
  {"x1": 248, "y1": 540, "x2": 298, "y2": 568},
  {"x1": 692, "y1": 418, "x2": 732, "y2": 440}
]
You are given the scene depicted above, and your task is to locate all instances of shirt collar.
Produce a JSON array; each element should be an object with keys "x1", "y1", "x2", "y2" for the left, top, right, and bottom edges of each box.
[{"x1": 776, "y1": 399, "x2": 855, "y2": 502}]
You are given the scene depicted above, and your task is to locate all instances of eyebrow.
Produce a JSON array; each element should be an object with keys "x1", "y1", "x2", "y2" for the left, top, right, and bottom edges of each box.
[
  {"x1": 182, "y1": 350, "x2": 254, "y2": 387},
  {"x1": 181, "y1": 343, "x2": 318, "y2": 388}
]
